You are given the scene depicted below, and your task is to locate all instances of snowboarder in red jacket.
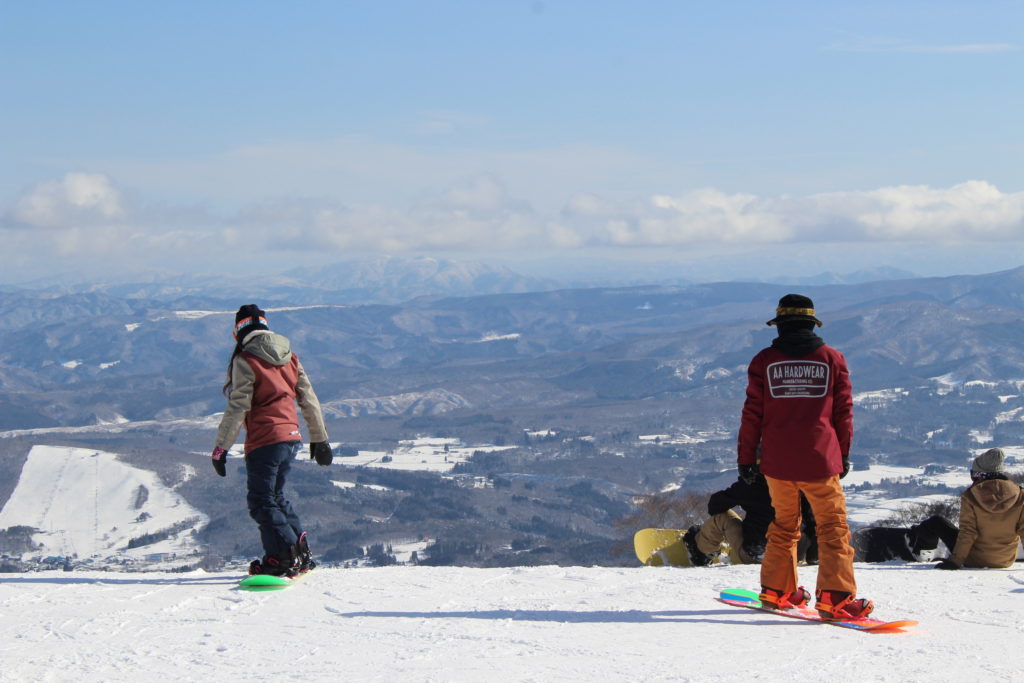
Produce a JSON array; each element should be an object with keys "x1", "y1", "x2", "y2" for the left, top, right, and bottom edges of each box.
[{"x1": 737, "y1": 294, "x2": 874, "y2": 620}]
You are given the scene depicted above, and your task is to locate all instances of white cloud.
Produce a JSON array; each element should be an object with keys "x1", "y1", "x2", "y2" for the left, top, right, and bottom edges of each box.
[
  {"x1": 230, "y1": 174, "x2": 547, "y2": 253},
  {"x1": 2, "y1": 173, "x2": 1022, "y2": 275},
  {"x1": 8, "y1": 173, "x2": 125, "y2": 229},
  {"x1": 558, "y1": 181, "x2": 1024, "y2": 247}
]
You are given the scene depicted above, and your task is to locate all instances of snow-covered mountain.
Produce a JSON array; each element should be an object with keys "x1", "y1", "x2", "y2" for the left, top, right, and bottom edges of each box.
[
  {"x1": 2, "y1": 563, "x2": 1021, "y2": 681},
  {"x1": 0, "y1": 446, "x2": 206, "y2": 568}
]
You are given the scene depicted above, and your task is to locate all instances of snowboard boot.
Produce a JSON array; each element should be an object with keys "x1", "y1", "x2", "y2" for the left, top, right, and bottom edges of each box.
[
  {"x1": 740, "y1": 541, "x2": 765, "y2": 563},
  {"x1": 250, "y1": 546, "x2": 299, "y2": 577},
  {"x1": 904, "y1": 529, "x2": 923, "y2": 561},
  {"x1": 815, "y1": 589, "x2": 874, "y2": 620},
  {"x1": 906, "y1": 526, "x2": 939, "y2": 561},
  {"x1": 683, "y1": 525, "x2": 711, "y2": 566},
  {"x1": 296, "y1": 532, "x2": 317, "y2": 573},
  {"x1": 801, "y1": 538, "x2": 819, "y2": 566},
  {"x1": 805, "y1": 546, "x2": 819, "y2": 566},
  {"x1": 759, "y1": 586, "x2": 810, "y2": 610}
]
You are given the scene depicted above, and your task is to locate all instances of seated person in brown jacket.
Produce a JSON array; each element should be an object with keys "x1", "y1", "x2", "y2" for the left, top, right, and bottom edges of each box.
[{"x1": 935, "y1": 448, "x2": 1024, "y2": 570}]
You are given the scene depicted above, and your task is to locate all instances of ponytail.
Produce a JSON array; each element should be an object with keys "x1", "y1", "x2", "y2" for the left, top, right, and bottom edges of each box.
[{"x1": 222, "y1": 343, "x2": 244, "y2": 397}]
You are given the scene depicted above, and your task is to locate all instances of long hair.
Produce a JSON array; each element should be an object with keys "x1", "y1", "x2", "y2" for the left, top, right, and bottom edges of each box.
[{"x1": 222, "y1": 342, "x2": 244, "y2": 397}]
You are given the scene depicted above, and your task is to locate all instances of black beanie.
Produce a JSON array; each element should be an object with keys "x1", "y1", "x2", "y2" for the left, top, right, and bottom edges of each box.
[{"x1": 233, "y1": 304, "x2": 269, "y2": 341}]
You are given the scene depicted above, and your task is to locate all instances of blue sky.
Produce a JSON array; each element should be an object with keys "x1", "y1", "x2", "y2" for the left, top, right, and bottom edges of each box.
[{"x1": 1, "y1": 1, "x2": 1022, "y2": 283}]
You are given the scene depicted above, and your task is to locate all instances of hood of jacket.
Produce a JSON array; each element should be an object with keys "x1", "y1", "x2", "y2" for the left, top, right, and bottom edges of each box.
[
  {"x1": 964, "y1": 478, "x2": 1024, "y2": 514},
  {"x1": 241, "y1": 330, "x2": 292, "y2": 366}
]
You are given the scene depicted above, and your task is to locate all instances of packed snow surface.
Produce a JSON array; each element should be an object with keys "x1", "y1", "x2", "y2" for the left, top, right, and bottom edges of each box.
[{"x1": 1, "y1": 563, "x2": 1021, "y2": 682}]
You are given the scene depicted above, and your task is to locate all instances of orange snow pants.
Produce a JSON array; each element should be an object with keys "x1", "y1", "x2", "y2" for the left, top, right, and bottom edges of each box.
[{"x1": 760, "y1": 475, "x2": 857, "y2": 596}]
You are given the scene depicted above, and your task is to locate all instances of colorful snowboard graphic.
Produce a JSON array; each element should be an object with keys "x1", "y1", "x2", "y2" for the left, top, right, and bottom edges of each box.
[{"x1": 716, "y1": 588, "x2": 917, "y2": 633}]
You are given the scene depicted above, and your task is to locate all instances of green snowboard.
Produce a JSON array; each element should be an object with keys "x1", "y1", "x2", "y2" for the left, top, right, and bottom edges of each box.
[{"x1": 238, "y1": 569, "x2": 313, "y2": 591}]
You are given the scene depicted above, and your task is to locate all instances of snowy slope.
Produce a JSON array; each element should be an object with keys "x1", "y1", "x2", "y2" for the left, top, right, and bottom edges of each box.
[
  {"x1": 0, "y1": 446, "x2": 207, "y2": 565},
  {"x1": 338, "y1": 437, "x2": 516, "y2": 473},
  {"x1": 1, "y1": 563, "x2": 1022, "y2": 682},
  {"x1": 0, "y1": 414, "x2": 223, "y2": 440}
]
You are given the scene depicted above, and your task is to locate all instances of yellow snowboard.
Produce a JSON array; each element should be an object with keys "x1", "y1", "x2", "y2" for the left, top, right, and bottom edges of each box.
[{"x1": 633, "y1": 528, "x2": 694, "y2": 566}]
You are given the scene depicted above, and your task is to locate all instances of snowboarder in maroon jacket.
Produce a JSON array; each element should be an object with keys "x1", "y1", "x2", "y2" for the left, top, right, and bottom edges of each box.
[
  {"x1": 212, "y1": 304, "x2": 333, "y2": 577},
  {"x1": 738, "y1": 294, "x2": 875, "y2": 620}
]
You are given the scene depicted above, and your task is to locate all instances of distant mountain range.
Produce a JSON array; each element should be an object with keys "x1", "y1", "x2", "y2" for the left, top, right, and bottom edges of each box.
[
  {"x1": 4, "y1": 260, "x2": 1024, "y2": 571},
  {"x1": 1, "y1": 262, "x2": 1024, "y2": 446},
  {"x1": 766, "y1": 266, "x2": 918, "y2": 286},
  {"x1": 5, "y1": 255, "x2": 920, "y2": 307},
  {"x1": 8, "y1": 257, "x2": 560, "y2": 306}
]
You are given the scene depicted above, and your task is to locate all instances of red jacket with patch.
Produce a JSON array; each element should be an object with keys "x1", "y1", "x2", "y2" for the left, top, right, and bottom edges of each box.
[{"x1": 737, "y1": 344, "x2": 853, "y2": 481}]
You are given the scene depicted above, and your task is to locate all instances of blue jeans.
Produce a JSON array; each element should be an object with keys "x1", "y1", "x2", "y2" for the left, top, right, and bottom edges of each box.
[{"x1": 245, "y1": 441, "x2": 302, "y2": 558}]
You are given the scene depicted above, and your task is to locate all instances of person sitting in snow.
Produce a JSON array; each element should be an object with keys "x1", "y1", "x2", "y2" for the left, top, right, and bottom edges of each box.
[
  {"x1": 683, "y1": 468, "x2": 818, "y2": 566},
  {"x1": 211, "y1": 304, "x2": 334, "y2": 577},
  {"x1": 932, "y1": 448, "x2": 1024, "y2": 570},
  {"x1": 854, "y1": 449, "x2": 1024, "y2": 568}
]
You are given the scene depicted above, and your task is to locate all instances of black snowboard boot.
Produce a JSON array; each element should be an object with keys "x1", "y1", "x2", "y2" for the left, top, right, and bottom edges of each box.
[
  {"x1": 250, "y1": 546, "x2": 299, "y2": 577},
  {"x1": 740, "y1": 541, "x2": 765, "y2": 563},
  {"x1": 296, "y1": 532, "x2": 316, "y2": 573},
  {"x1": 906, "y1": 524, "x2": 940, "y2": 560},
  {"x1": 905, "y1": 528, "x2": 924, "y2": 560},
  {"x1": 684, "y1": 525, "x2": 711, "y2": 566}
]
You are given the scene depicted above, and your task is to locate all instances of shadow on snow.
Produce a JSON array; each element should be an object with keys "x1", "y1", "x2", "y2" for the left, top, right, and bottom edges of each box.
[
  {"x1": 327, "y1": 606, "x2": 806, "y2": 626},
  {"x1": 0, "y1": 575, "x2": 237, "y2": 586}
]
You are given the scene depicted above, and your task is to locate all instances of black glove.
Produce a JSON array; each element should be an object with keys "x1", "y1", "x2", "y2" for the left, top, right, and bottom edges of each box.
[
  {"x1": 738, "y1": 463, "x2": 760, "y2": 485},
  {"x1": 935, "y1": 559, "x2": 959, "y2": 570},
  {"x1": 310, "y1": 441, "x2": 333, "y2": 466},
  {"x1": 211, "y1": 447, "x2": 227, "y2": 477},
  {"x1": 840, "y1": 455, "x2": 851, "y2": 479}
]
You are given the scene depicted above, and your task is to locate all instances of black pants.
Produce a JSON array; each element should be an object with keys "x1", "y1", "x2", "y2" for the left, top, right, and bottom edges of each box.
[{"x1": 246, "y1": 441, "x2": 303, "y2": 559}]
